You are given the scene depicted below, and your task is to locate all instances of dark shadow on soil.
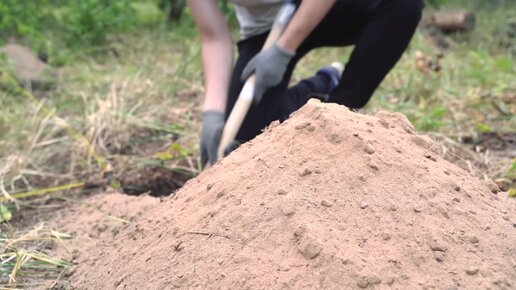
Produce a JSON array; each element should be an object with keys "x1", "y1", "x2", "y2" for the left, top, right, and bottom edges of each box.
[{"x1": 118, "y1": 165, "x2": 195, "y2": 197}]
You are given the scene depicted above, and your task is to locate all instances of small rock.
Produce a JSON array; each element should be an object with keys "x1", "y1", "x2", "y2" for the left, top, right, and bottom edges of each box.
[
  {"x1": 413, "y1": 207, "x2": 422, "y2": 213},
  {"x1": 438, "y1": 207, "x2": 450, "y2": 219},
  {"x1": 293, "y1": 227, "x2": 305, "y2": 239},
  {"x1": 357, "y1": 278, "x2": 369, "y2": 288},
  {"x1": 306, "y1": 125, "x2": 316, "y2": 132},
  {"x1": 453, "y1": 197, "x2": 460, "y2": 203},
  {"x1": 369, "y1": 162, "x2": 379, "y2": 171},
  {"x1": 300, "y1": 243, "x2": 321, "y2": 260},
  {"x1": 277, "y1": 189, "x2": 288, "y2": 195},
  {"x1": 382, "y1": 233, "x2": 391, "y2": 241},
  {"x1": 299, "y1": 167, "x2": 312, "y2": 177},
  {"x1": 357, "y1": 276, "x2": 381, "y2": 288},
  {"x1": 295, "y1": 121, "x2": 311, "y2": 130},
  {"x1": 172, "y1": 275, "x2": 186, "y2": 288},
  {"x1": 368, "y1": 276, "x2": 381, "y2": 286},
  {"x1": 390, "y1": 205, "x2": 397, "y2": 211},
  {"x1": 485, "y1": 180, "x2": 500, "y2": 194},
  {"x1": 429, "y1": 240, "x2": 447, "y2": 252},
  {"x1": 503, "y1": 215, "x2": 510, "y2": 221},
  {"x1": 469, "y1": 236, "x2": 479, "y2": 244},
  {"x1": 364, "y1": 144, "x2": 375, "y2": 155},
  {"x1": 465, "y1": 267, "x2": 479, "y2": 276},
  {"x1": 425, "y1": 153, "x2": 437, "y2": 162},
  {"x1": 434, "y1": 252, "x2": 445, "y2": 262},
  {"x1": 321, "y1": 200, "x2": 333, "y2": 207},
  {"x1": 360, "y1": 202, "x2": 368, "y2": 209},
  {"x1": 494, "y1": 178, "x2": 511, "y2": 192},
  {"x1": 299, "y1": 167, "x2": 312, "y2": 176},
  {"x1": 359, "y1": 175, "x2": 366, "y2": 182},
  {"x1": 451, "y1": 183, "x2": 460, "y2": 192},
  {"x1": 281, "y1": 204, "x2": 296, "y2": 217}
]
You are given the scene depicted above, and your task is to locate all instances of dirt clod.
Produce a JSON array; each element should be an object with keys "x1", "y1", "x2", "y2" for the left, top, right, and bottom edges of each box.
[
  {"x1": 485, "y1": 180, "x2": 501, "y2": 193},
  {"x1": 299, "y1": 167, "x2": 312, "y2": 177},
  {"x1": 368, "y1": 162, "x2": 379, "y2": 171},
  {"x1": 281, "y1": 203, "x2": 296, "y2": 217},
  {"x1": 299, "y1": 243, "x2": 322, "y2": 260},
  {"x1": 277, "y1": 188, "x2": 288, "y2": 195},
  {"x1": 434, "y1": 252, "x2": 445, "y2": 262},
  {"x1": 364, "y1": 144, "x2": 376, "y2": 154},
  {"x1": 357, "y1": 275, "x2": 381, "y2": 288},
  {"x1": 465, "y1": 267, "x2": 479, "y2": 276},
  {"x1": 469, "y1": 235, "x2": 479, "y2": 244},
  {"x1": 295, "y1": 121, "x2": 311, "y2": 130},
  {"x1": 430, "y1": 240, "x2": 447, "y2": 252}
]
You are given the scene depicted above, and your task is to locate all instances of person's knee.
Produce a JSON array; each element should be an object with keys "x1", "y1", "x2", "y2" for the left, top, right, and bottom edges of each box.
[
  {"x1": 329, "y1": 90, "x2": 371, "y2": 110},
  {"x1": 396, "y1": 0, "x2": 424, "y2": 28}
]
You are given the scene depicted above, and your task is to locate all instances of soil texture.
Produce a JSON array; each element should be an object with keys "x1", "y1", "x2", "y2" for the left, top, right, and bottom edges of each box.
[{"x1": 57, "y1": 100, "x2": 514, "y2": 289}]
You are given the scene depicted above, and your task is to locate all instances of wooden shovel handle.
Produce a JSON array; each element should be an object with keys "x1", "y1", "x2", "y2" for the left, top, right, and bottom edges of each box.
[{"x1": 216, "y1": 3, "x2": 296, "y2": 160}]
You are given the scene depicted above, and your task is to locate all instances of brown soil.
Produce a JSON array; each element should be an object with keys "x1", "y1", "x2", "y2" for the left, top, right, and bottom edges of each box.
[{"x1": 56, "y1": 100, "x2": 515, "y2": 289}]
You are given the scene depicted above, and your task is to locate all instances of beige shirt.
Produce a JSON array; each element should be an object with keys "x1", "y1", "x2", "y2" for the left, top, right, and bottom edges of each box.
[{"x1": 227, "y1": 0, "x2": 283, "y2": 39}]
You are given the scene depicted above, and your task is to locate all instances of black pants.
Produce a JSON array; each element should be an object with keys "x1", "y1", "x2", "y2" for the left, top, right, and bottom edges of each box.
[{"x1": 226, "y1": 0, "x2": 424, "y2": 143}]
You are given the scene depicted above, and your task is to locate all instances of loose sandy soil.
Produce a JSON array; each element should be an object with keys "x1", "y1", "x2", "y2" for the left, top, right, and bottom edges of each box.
[{"x1": 50, "y1": 100, "x2": 515, "y2": 289}]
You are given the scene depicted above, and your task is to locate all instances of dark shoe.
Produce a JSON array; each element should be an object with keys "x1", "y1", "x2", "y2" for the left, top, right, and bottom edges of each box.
[{"x1": 315, "y1": 62, "x2": 345, "y2": 95}]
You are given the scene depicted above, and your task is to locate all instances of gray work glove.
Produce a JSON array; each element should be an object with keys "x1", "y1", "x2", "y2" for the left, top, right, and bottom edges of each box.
[
  {"x1": 241, "y1": 43, "x2": 295, "y2": 104},
  {"x1": 200, "y1": 111, "x2": 225, "y2": 167}
]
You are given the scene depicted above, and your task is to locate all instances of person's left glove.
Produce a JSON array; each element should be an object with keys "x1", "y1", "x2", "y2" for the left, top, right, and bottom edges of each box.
[
  {"x1": 241, "y1": 43, "x2": 295, "y2": 104},
  {"x1": 200, "y1": 111, "x2": 225, "y2": 167}
]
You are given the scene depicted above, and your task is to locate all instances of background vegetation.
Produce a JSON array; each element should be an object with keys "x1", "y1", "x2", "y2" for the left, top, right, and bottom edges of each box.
[{"x1": 0, "y1": 0, "x2": 514, "y2": 286}]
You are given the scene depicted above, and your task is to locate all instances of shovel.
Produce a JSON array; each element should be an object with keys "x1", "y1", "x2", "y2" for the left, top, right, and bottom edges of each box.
[{"x1": 216, "y1": 0, "x2": 297, "y2": 160}]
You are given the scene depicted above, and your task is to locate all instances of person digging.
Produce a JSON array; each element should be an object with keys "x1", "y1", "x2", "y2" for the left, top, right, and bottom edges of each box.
[{"x1": 188, "y1": 0, "x2": 424, "y2": 167}]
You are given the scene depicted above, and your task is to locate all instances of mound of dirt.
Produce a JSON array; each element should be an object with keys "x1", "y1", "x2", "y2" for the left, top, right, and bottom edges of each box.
[{"x1": 69, "y1": 100, "x2": 515, "y2": 289}]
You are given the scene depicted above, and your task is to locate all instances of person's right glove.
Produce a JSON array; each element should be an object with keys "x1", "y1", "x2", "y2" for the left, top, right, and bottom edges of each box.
[
  {"x1": 241, "y1": 43, "x2": 295, "y2": 105},
  {"x1": 200, "y1": 110, "x2": 225, "y2": 167}
]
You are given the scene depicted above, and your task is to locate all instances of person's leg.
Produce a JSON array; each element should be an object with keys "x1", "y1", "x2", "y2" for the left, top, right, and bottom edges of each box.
[
  {"x1": 282, "y1": 0, "x2": 423, "y2": 113},
  {"x1": 328, "y1": 0, "x2": 424, "y2": 109},
  {"x1": 280, "y1": 0, "x2": 372, "y2": 116},
  {"x1": 228, "y1": 0, "x2": 423, "y2": 142},
  {"x1": 281, "y1": 63, "x2": 344, "y2": 116}
]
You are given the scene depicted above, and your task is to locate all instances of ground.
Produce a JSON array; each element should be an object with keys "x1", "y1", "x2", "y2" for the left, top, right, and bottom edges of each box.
[{"x1": 0, "y1": 3, "x2": 515, "y2": 288}]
